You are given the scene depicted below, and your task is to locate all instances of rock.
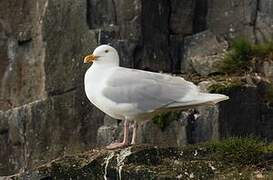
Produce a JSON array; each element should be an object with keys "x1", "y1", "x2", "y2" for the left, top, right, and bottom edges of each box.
[
  {"x1": 205, "y1": 79, "x2": 273, "y2": 141},
  {"x1": 97, "y1": 113, "x2": 188, "y2": 147},
  {"x1": 97, "y1": 125, "x2": 121, "y2": 146},
  {"x1": 193, "y1": 0, "x2": 208, "y2": 33},
  {"x1": 2, "y1": 0, "x2": 273, "y2": 177},
  {"x1": 0, "y1": 0, "x2": 96, "y2": 108},
  {"x1": 259, "y1": 0, "x2": 273, "y2": 19},
  {"x1": 169, "y1": 35, "x2": 184, "y2": 73},
  {"x1": 0, "y1": 0, "x2": 47, "y2": 109},
  {"x1": 183, "y1": 31, "x2": 228, "y2": 75},
  {"x1": 42, "y1": 0, "x2": 96, "y2": 96},
  {"x1": 207, "y1": 0, "x2": 257, "y2": 41},
  {"x1": 5, "y1": 141, "x2": 273, "y2": 179},
  {"x1": 95, "y1": 27, "x2": 119, "y2": 45},
  {"x1": 112, "y1": 40, "x2": 137, "y2": 68},
  {"x1": 0, "y1": 88, "x2": 104, "y2": 175},
  {"x1": 219, "y1": 85, "x2": 261, "y2": 138},
  {"x1": 193, "y1": 106, "x2": 219, "y2": 143},
  {"x1": 87, "y1": 0, "x2": 117, "y2": 29},
  {"x1": 170, "y1": 0, "x2": 195, "y2": 35},
  {"x1": 134, "y1": 0, "x2": 171, "y2": 72},
  {"x1": 139, "y1": 119, "x2": 187, "y2": 146},
  {"x1": 256, "y1": 61, "x2": 273, "y2": 81},
  {"x1": 254, "y1": 13, "x2": 273, "y2": 43},
  {"x1": 115, "y1": 0, "x2": 142, "y2": 41},
  {"x1": 0, "y1": 0, "x2": 103, "y2": 175}
]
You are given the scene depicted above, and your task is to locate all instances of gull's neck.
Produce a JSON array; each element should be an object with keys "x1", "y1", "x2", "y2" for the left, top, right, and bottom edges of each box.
[
  {"x1": 91, "y1": 62, "x2": 119, "y2": 70},
  {"x1": 91, "y1": 57, "x2": 119, "y2": 69}
]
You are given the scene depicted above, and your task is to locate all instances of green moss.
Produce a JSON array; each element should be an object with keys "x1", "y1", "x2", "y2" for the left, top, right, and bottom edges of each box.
[
  {"x1": 221, "y1": 38, "x2": 273, "y2": 73},
  {"x1": 208, "y1": 81, "x2": 242, "y2": 94},
  {"x1": 221, "y1": 38, "x2": 252, "y2": 73},
  {"x1": 252, "y1": 41, "x2": 273, "y2": 57},
  {"x1": 15, "y1": 138, "x2": 273, "y2": 179},
  {"x1": 261, "y1": 143, "x2": 273, "y2": 153},
  {"x1": 205, "y1": 137, "x2": 268, "y2": 165},
  {"x1": 152, "y1": 111, "x2": 181, "y2": 131},
  {"x1": 37, "y1": 154, "x2": 103, "y2": 179}
]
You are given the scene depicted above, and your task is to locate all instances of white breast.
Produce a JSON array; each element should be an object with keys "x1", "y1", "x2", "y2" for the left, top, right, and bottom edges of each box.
[{"x1": 84, "y1": 65, "x2": 126, "y2": 120}]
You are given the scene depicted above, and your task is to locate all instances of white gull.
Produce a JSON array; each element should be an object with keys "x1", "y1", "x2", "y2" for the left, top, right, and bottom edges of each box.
[{"x1": 84, "y1": 45, "x2": 229, "y2": 149}]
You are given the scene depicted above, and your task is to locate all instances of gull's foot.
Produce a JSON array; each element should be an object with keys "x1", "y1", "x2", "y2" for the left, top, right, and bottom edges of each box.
[{"x1": 106, "y1": 142, "x2": 129, "y2": 150}]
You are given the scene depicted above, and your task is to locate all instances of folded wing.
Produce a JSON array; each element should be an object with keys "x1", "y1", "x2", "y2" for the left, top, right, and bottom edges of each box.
[{"x1": 102, "y1": 67, "x2": 228, "y2": 113}]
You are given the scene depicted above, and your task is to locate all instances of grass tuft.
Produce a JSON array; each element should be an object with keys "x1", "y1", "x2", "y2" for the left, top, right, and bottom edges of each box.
[
  {"x1": 221, "y1": 38, "x2": 273, "y2": 73},
  {"x1": 152, "y1": 111, "x2": 181, "y2": 131},
  {"x1": 252, "y1": 41, "x2": 273, "y2": 57},
  {"x1": 208, "y1": 81, "x2": 242, "y2": 94},
  {"x1": 221, "y1": 38, "x2": 252, "y2": 73},
  {"x1": 206, "y1": 137, "x2": 267, "y2": 165}
]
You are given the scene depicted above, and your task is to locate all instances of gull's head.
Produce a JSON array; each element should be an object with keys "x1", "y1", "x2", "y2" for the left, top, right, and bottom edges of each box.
[{"x1": 84, "y1": 45, "x2": 119, "y2": 66}]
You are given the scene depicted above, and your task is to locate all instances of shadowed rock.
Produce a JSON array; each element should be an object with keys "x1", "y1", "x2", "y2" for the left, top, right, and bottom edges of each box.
[{"x1": 4, "y1": 141, "x2": 273, "y2": 180}]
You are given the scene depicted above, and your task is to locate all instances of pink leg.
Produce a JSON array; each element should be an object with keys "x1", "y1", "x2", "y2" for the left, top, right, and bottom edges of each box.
[
  {"x1": 106, "y1": 120, "x2": 129, "y2": 149},
  {"x1": 131, "y1": 121, "x2": 138, "y2": 145}
]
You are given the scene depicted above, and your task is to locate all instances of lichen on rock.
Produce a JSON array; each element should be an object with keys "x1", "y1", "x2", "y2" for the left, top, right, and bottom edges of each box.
[{"x1": 5, "y1": 138, "x2": 273, "y2": 180}]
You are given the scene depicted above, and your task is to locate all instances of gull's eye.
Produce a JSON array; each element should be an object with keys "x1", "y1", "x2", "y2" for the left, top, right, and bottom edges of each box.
[{"x1": 105, "y1": 50, "x2": 109, "y2": 53}]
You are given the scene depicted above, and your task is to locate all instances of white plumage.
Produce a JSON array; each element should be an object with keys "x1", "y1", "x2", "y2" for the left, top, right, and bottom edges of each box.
[{"x1": 84, "y1": 45, "x2": 229, "y2": 149}]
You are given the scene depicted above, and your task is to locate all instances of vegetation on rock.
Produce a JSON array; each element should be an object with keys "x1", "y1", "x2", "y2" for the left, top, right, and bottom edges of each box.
[
  {"x1": 221, "y1": 38, "x2": 273, "y2": 73},
  {"x1": 208, "y1": 80, "x2": 242, "y2": 94},
  {"x1": 205, "y1": 137, "x2": 267, "y2": 165},
  {"x1": 152, "y1": 111, "x2": 181, "y2": 131},
  {"x1": 10, "y1": 137, "x2": 273, "y2": 180}
]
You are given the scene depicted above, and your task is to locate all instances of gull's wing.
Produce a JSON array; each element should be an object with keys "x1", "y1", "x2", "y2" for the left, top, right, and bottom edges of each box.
[{"x1": 102, "y1": 67, "x2": 199, "y2": 112}]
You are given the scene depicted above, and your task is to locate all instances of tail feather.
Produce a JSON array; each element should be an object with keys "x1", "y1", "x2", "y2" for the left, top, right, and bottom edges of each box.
[{"x1": 165, "y1": 93, "x2": 229, "y2": 109}]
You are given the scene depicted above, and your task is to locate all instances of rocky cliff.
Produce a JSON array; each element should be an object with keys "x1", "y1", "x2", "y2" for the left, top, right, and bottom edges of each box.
[
  {"x1": 4, "y1": 138, "x2": 273, "y2": 179},
  {"x1": 0, "y1": 0, "x2": 273, "y2": 176}
]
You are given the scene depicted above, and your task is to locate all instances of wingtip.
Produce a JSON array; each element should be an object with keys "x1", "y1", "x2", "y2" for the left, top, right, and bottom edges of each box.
[{"x1": 214, "y1": 94, "x2": 230, "y2": 104}]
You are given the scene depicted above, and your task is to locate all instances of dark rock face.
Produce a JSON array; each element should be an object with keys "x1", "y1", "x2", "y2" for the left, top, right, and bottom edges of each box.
[
  {"x1": 0, "y1": 0, "x2": 46, "y2": 110},
  {"x1": 207, "y1": 0, "x2": 257, "y2": 41},
  {"x1": 87, "y1": 0, "x2": 194, "y2": 72},
  {"x1": 183, "y1": 30, "x2": 228, "y2": 75},
  {"x1": 0, "y1": 89, "x2": 104, "y2": 175},
  {"x1": 0, "y1": 0, "x2": 102, "y2": 175},
  {"x1": 6, "y1": 145, "x2": 273, "y2": 180},
  {"x1": 1, "y1": 0, "x2": 273, "y2": 176},
  {"x1": 219, "y1": 84, "x2": 273, "y2": 141},
  {"x1": 170, "y1": 0, "x2": 195, "y2": 35}
]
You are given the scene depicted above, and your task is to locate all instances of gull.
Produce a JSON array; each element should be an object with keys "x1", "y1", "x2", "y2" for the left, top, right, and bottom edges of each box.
[{"x1": 83, "y1": 45, "x2": 229, "y2": 149}]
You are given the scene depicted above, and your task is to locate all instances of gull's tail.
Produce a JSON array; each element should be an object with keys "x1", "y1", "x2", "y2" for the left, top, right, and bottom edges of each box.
[{"x1": 165, "y1": 93, "x2": 229, "y2": 109}]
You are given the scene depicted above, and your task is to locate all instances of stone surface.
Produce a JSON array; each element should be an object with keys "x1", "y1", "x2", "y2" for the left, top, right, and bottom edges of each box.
[
  {"x1": 139, "y1": 119, "x2": 188, "y2": 147},
  {"x1": 0, "y1": 0, "x2": 47, "y2": 109},
  {"x1": 87, "y1": 0, "x2": 117, "y2": 29},
  {"x1": 97, "y1": 125, "x2": 120, "y2": 146},
  {"x1": 1, "y1": 0, "x2": 273, "y2": 177},
  {"x1": 43, "y1": 0, "x2": 96, "y2": 96},
  {"x1": 0, "y1": 0, "x2": 101, "y2": 175},
  {"x1": 207, "y1": 0, "x2": 257, "y2": 41},
  {"x1": 193, "y1": 0, "x2": 208, "y2": 33},
  {"x1": 4, "y1": 143, "x2": 273, "y2": 180},
  {"x1": 170, "y1": 0, "x2": 195, "y2": 35},
  {"x1": 97, "y1": 113, "x2": 188, "y2": 148},
  {"x1": 87, "y1": 0, "x2": 195, "y2": 73},
  {"x1": 255, "y1": 13, "x2": 273, "y2": 43},
  {"x1": 259, "y1": 0, "x2": 273, "y2": 18},
  {"x1": 183, "y1": 31, "x2": 228, "y2": 75},
  {"x1": 0, "y1": 89, "x2": 104, "y2": 175},
  {"x1": 255, "y1": 61, "x2": 273, "y2": 81},
  {"x1": 193, "y1": 106, "x2": 219, "y2": 143},
  {"x1": 201, "y1": 78, "x2": 273, "y2": 141}
]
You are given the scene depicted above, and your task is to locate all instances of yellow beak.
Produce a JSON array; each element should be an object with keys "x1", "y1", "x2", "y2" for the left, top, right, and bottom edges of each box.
[{"x1": 84, "y1": 54, "x2": 98, "y2": 63}]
